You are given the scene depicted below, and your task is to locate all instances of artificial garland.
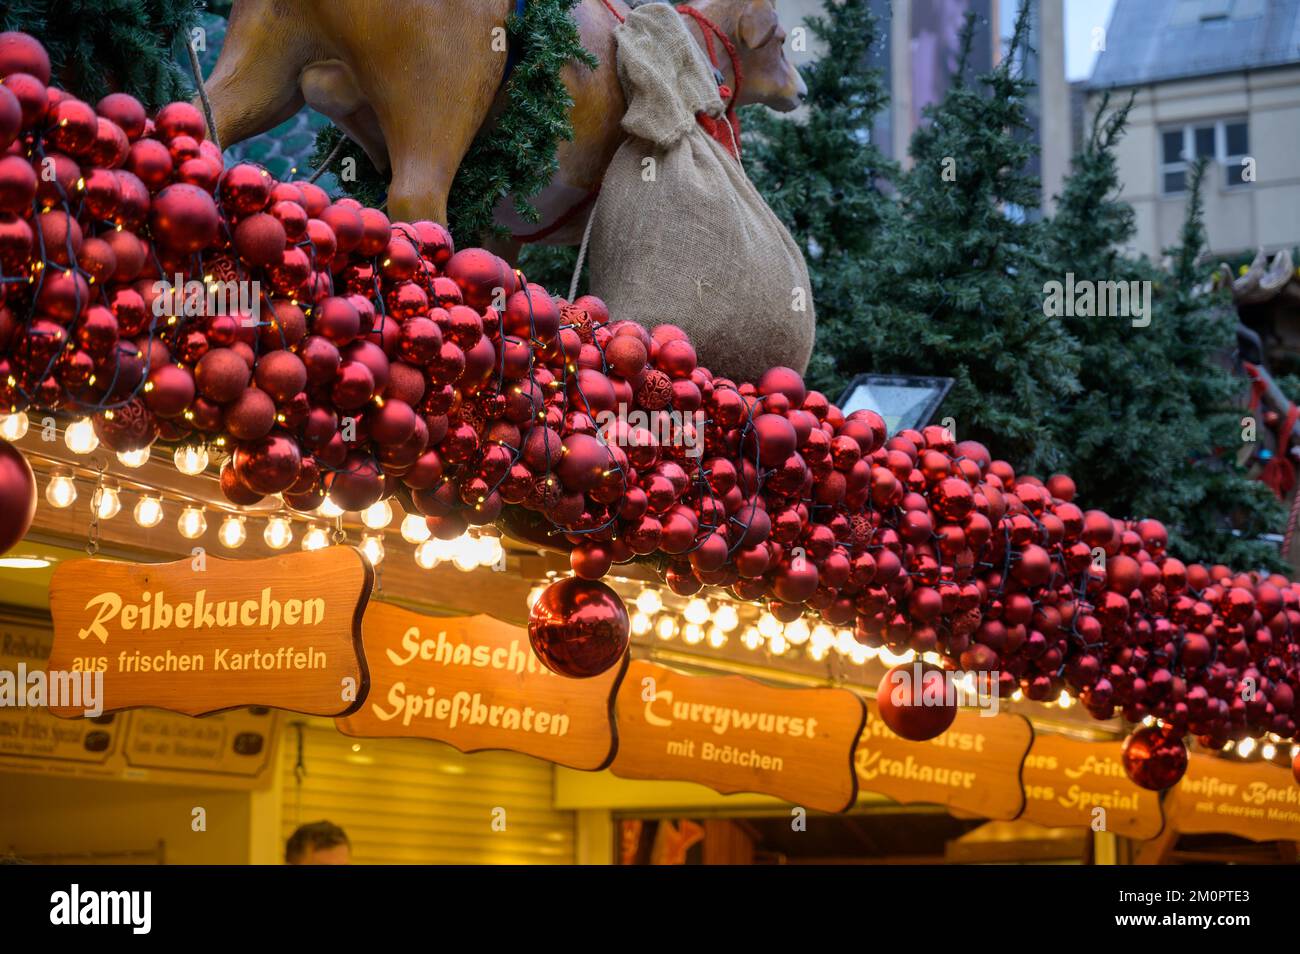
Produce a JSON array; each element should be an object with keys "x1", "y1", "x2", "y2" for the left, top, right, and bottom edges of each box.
[
  {"x1": 0, "y1": 30, "x2": 1298, "y2": 792},
  {"x1": 309, "y1": 0, "x2": 596, "y2": 246}
]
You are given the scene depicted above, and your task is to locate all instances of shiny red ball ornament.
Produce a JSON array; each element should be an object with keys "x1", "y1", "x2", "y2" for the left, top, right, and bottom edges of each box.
[
  {"x1": 876, "y1": 662, "x2": 957, "y2": 742},
  {"x1": 0, "y1": 438, "x2": 36, "y2": 554},
  {"x1": 195, "y1": 347, "x2": 251, "y2": 404},
  {"x1": 528, "y1": 577, "x2": 629, "y2": 678},
  {"x1": 150, "y1": 183, "x2": 219, "y2": 252},
  {"x1": 219, "y1": 163, "x2": 272, "y2": 216},
  {"x1": 1121, "y1": 723, "x2": 1189, "y2": 791},
  {"x1": 233, "y1": 434, "x2": 302, "y2": 495},
  {"x1": 154, "y1": 102, "x2": 205, "y2": 141}
]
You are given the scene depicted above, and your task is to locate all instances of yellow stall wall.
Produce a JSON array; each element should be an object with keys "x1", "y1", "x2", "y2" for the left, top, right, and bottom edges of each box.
[{"x1": 278, "y1": 722, "x2": 576, "y2": 864}]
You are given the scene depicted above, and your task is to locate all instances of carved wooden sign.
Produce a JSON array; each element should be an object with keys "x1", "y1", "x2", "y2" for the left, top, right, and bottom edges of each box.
[
  {"x1": 610, "y1": 659, "x2": 866, "y2": 813},
  {"x1": 1020, "y1": 733, "x2": 1164, "y2": 839},
  {"x1": 855, "y1": 703, "x2": 1033, "y2": 819},
  {"x1": 1165, "y1": 752, "x2": 1300, "y2": 842},
  {"x1": 337, "y1": 603, "x2": 625, "y2": 770},
  {"x1": 47, "y1": 548, "x2": 372, "y2": 718}
]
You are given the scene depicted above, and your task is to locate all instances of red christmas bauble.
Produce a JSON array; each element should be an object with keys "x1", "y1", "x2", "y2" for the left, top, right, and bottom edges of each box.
[
  {"x1": 1122, "y1": 723, "x2": 1189, "y2": 791},
  {"x1": 0, "y1": 438, "x2": 36, "y2": 554},
  {"x1": 195, "y1": 347, "x2": 251, "y2": 404},
  {"x1": 233, "y1": 212, "x2": 287, "y2": 268},
  {"x1": 150, "y1": 183, "x2": 219, "y2": 252},
  {"x1": 528, "y1": 577, "x2": 629, "y2": 678},
  {"x1": 233, "y1": 434, "x2": 302, "y2": 495},
  {"x1": 876, "y1": 662, "x2": 957, "y2": 741},
  {"x1": 0, "y1": 32, "x2": 51, "y2": 83}
]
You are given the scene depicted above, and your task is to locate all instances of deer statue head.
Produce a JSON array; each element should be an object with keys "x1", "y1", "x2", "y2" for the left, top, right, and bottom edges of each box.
[{"x1": 684, "y1": 0, "x2": 807, "y2": 111}]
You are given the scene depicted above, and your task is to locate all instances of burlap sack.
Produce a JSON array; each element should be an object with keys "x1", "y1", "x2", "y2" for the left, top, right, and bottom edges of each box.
[{"x1": 588, "y1": 3, "x2": 815, "y2": 384}]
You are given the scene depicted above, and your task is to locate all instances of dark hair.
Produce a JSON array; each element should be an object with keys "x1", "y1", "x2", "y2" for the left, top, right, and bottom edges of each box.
[{"x1": 285, "y1": 821, "x2": 350, "y2": 863}]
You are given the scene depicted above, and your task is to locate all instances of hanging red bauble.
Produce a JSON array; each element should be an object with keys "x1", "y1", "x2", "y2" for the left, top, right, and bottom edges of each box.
[
  {"x1": 324, "y1": 452, "x2": 384, "y2": 511},
  {"x1": 0, "y1": 437, "x2": 35, "y2": 555},
  {"x1": 1122, "y1": 722, "x2": 1189, "y2": 791},
  {"x1": 92, "y1": 400, "x2": 158, "y2": 452},
  {"x1": 233, "y1": 433, "x2": 302, "y2": 495},
  {"x1": 96, "y1": 92, "x2": 146, "y2": 140},
  {"x1": 224, "y1": 387, "x2": 276, "y2": 441},
  {"x1": 876, "y1": 662, "x2": 957, "y2": 741},
  {"x1": 528, "y1": 576, "x2": 629, "y2": 678}
]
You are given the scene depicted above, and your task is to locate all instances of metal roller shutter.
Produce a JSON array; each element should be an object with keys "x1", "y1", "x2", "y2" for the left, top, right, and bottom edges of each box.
[{"x1": 280, "y1": 722, "x2": 576, "y2": 864}]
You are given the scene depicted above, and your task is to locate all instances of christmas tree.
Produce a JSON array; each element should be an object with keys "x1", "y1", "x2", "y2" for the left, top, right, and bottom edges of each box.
[
  {"x1": 1043, "y1": 104, "x2": 1283, "y2": 567},
  {"x1": 847, "y1": 5, "x2": 1079, "y2": 473},
  {"x1": 0, "y1": 0, "x2": 201, "y2": 109}
]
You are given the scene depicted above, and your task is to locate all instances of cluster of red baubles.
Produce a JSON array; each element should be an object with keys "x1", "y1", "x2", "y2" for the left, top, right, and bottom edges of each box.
[{"x1": 0, "y1": 32, "x2": 1297, "y2": 788}]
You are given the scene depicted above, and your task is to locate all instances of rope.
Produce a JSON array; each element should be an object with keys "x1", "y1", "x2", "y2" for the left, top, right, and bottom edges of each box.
[
  {"x1": 308, "y1": 136, "x2": 347, "y2": 184},
  {"x1": 569, "y1": 202, "x2": 599, "y2": 302},
  {"x1": 184, "y1": 34, "x2": 221, "y2": 154}
]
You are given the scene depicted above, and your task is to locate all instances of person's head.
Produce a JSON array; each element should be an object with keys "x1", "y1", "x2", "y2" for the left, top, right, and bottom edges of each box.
[{"x1": 285, "y1": 821, "x2": 351, "y2": 865}]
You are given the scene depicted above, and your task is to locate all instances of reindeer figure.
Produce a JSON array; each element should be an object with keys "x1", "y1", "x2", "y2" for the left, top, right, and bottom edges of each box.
[{"x1": 204, "y1": 0, "x2": 805, "y2": 241}]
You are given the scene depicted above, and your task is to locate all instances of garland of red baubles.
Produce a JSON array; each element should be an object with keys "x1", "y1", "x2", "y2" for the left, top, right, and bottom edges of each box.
[{"x1": 0, "y1": 33, "x2": 1295, "y2": 793}]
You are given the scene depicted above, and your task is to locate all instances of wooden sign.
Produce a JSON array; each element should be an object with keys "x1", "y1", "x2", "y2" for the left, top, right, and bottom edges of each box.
[
  {"x1": 337, "y1": 603, "x2": 625, "y2": 770},
  {"x1": 1020, "y1": 733, "x2": 1164, "y2": 839},
  {"x1": 123, "y1": 708, "x2": 277, "y2": 778},
  {"x1": 1165, "y1": 752, "x2": 1300, "y2": 842},
  {"x1": 47, "y1": 548, "x2": 372, "y2": 718},
  {"x1": 610, "y1": 659, "x2": 866, "y2": 813},
  {"x1": 855, "y1": 703, "x2": 1033, "y2": 820}
]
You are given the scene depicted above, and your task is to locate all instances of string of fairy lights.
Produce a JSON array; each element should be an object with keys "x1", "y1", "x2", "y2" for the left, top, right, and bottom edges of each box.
[
  {"x1": 1, "y1": 409, "x2": 503, "y2": 572},
  {"x1": 6, "y1": 409, "x2": 1296, "y2": 770}
]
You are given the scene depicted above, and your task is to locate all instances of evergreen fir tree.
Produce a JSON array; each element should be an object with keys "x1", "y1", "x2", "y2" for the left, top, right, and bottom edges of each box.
[
  {"x1": 0, "y1": 0, "x2": 202, "y2": 109},
  {"x1": 740, "y1": 0, "x2": 899, "y2": 390},
  {"x1": 855, "y1": 6, "x2": 1079, "y2": 472},
  {"x1": 1043, "y1": 104, "x2": 1283, "y2": 568}
]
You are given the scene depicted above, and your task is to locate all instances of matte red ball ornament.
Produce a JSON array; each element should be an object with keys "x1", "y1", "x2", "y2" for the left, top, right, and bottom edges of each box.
[
  {"x1": 876, "y1": 662, "x2": 957, "y2": 742},
  {"x1": 1121, "y1": 723, "x2": 1189, "y2": 791},
  {"x1": 0, "y1": 437, "x2": 36, "y2": 554},
  {"x1": 528, "y1": 577, "x2": 629, "y2": 678}
]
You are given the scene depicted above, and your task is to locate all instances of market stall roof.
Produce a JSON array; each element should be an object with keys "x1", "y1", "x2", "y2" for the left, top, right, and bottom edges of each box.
[{"x1": 1089, "y1": 0, "x2": 1300, "y2": 90}]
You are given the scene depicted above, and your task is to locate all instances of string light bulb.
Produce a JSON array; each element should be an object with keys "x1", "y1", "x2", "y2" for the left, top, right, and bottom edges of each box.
[
  {"x1": 683, "y1": 598, "x2": 710, "y2": 626},
  {"x1": 218, "y1": 514, "x2": 247, "y2": 548},
  {"x1": 177, "y1": 505, "x2": 207, "y2": 539},
  {"x1": 263, "y1": 515, "x2": 293, "y2": 550},
  {"x1": 631, "y1": 612, "x2": 652, "y2": 636},
  {"x1": 757, "y1": 612, "x2": 781, "y2": 639},
  {"x1": 361, "y1": 500, "x2": 393, "y2": 529},
  {"x1": 656, "y1": 616, "x2": 676, "y2": 641},
  {"x1": 707, "y1": 626, "x2": 727, "y2": 649},
  {"x1": 0, "y1": 411, "x2": 29, "y2": 440},
  {"x1": 301, "y1": 524, "x2": 329, "y2": 551},
  {"x1": 317, "y1": 498, "x2": 344, "y2": 518},
  {"x1": 174, "y1": 444, "x2": 209, "y2": 476},
  {"x1": 64, "y1": 418, "x2": 98, "y2": 454},
  {"x1": 416, "y1": 539, "x2": 440, "y2": 570},
  {"x1": 714, "y1": 604, "x2": 739, "y2": 633},
  {"x1": 635, "y1": 589, "x2": 663, "y2": 616},
  {"x1": 401, "y1": 513, "x2": 431, "y2": 544},
  {"x1": 45, "y1": 469, "x2": 77, "y2": 509},
  {"x1": 133, "y1": 495, "x2": 163, "y2": 528},
  {"x1": 92, "y1": 479, "x2": 121, "y2": 520},
  {"x1": 452, "y1": 534, "x2": 479, "y2": 572},
  {"x1": 116, "y1": 446, "x2": 150, "y2": 468},
  {"x1": 784, "y1": 618, "x2": 810, "y2": 645},
  {"x1": 360, "y1": 533, "x2": 385, "y2": 566},
  {"x1": 741, "y1": 626, "x2": 763, "y2": 651},
  {"x1": 1238, "y1": 737, "x2": 1256, "y2": 758},
  {"x1": 476, "y1": 535, "x2": 503, "y2": 568}
]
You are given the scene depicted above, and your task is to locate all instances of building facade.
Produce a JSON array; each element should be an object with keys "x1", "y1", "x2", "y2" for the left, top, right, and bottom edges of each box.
[{"x1": 1088, "y1": 0, "x2": 1300, "y2": 260}]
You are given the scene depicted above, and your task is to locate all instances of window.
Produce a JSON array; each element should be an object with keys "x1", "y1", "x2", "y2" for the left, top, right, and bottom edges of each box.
[{"x1": 1158, "y1": 119, "x2": 1251, "y2": 193}]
